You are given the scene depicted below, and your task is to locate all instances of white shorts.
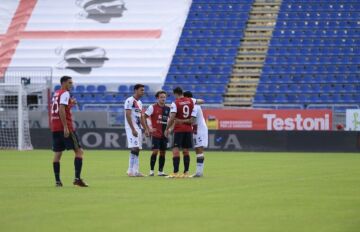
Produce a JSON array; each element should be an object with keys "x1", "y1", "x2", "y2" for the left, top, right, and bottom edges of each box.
[
  {"x1": 193, "y1": 132, "x2": 208, "y2": 148},
  {"x1": 125, "y1": 128, "x2": 143, "y2": 149}
]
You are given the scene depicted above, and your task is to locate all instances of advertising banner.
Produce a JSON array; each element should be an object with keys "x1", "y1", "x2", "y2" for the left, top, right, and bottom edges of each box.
[
  {"x1": 203, "y1": 109, "x2": 332, "y2": 131},
  {"x1": 346, "y1": 109, "x2": 360, "y2": 131}
]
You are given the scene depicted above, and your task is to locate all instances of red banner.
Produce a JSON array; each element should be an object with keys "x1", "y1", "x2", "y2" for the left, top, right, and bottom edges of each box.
[{"x1": 203, "y1": 109, "x2": 332, "y2": 131}]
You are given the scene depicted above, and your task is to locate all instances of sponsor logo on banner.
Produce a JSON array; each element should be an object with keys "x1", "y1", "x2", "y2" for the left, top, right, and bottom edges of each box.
[
  {"x1": 55, "y1": 46, "x2": 109, "y2": 74},
  {"x1": 263, "y1": 113, "x2": 330, "y2": 131},
  {"x1": 346, "y1": 109, "x2": 360, "y2": 131},
  {"x1": 203, "y1": 109, "x2": 332, "y2": 131},
  {"x1": 76, "y1": 0, "x2": 127, "y2": 23}
]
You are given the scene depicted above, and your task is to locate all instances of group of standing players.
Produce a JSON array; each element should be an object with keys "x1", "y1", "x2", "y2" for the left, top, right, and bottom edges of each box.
[
  {"x1": 126, "y1": 84, "x2": 208, "y2": 178},
  {"x1": 50, "y1": 76, "x2": 208, "y2": 187}
]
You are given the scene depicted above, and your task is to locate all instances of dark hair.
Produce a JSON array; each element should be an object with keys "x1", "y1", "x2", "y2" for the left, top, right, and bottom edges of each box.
[
  {"x1": 155, "y1": 90, "x2": 167, "y2": 98},
  {"x1": 60, "y1": 76, "x2": 72, "y2": 84},
  {"x1": 134, "y1": 84, "x2": 145, "y2": 91},
  {"x1": 183, "y1": 91, "x2": 193, "y2": 98},
  {"x1": 173, "y1": 87, "x2": 183, "y2": 95}
]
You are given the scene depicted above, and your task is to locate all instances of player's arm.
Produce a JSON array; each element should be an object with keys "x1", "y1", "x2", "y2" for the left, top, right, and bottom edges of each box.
[
  {"x1": 125, "y1": 109, "x2": 138, "y2": 137},
  {"x1": 140, "y1": 112, "x2": 150, "y2": 137},
  {"x1": 165, "y1": 112, "x2": 176, "y2": 137},
  {"x1": 144, "y1": 105, "x2": 154, "y2": 133},
  {"x1": 59, "y1": 92, "x2": 70, "y2": 138},
  {"x1": 192, "y1": 98, "x2": 204, "y2": 105},
  {"x1": 59, "y1": 105, "x2": 69, "y2": 137},
  {"x1": 165, "y1": 102, "x2": 177, "y2": 137}
]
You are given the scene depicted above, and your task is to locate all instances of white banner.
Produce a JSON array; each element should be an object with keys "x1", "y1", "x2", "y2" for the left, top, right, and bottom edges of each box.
[
  {"x1": 346, "y1": 109, "x2": 360, "y2": 131},
  {"x1": 2, "y1": 0, "x2": 192, "y2": 87}
]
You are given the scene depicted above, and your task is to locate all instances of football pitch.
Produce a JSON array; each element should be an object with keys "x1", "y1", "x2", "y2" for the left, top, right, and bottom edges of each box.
[{"x1": 0, "y1": 150, "x2": 359, "y2": 232}]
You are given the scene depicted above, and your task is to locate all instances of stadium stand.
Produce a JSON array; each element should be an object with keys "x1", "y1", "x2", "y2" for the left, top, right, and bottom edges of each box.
[
  {"x1": 254, "y1": 0, "x2": 360, "y2": 109},
  {"x1": 162, "y1": 0, "x2": 254, "y2": 104}
]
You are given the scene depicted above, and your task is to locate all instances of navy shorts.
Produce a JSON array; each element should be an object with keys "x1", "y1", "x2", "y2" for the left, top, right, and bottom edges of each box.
[
  {"x1": 152, "y1": 137, "x2": 168, "y2": 151},
  {"x1": 52, "y1": 131, "x2": 81, "y2": 152},
  {"x1": 173, "y1": 132, "x2": 193, "y2": 149}
]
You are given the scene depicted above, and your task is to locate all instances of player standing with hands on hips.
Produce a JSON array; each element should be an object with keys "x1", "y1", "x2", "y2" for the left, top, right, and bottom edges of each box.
[{"x1": 51, "y1": 76, "x2": 88, "y2": 187}]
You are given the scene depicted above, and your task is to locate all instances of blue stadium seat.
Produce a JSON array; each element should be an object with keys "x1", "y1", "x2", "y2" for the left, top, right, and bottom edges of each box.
[
  {"x1": 97, "y1": 85, "x2": 107, "y2": 93},
  {"x1": 118, "y1": 85, "x2": 128, "y2": 93},
  {"x1": 86, "y1": 85, "x2": 96, "y2": 93},
  {"x1": 75, "y1": 85, "x2": 85, "y2": 93}
]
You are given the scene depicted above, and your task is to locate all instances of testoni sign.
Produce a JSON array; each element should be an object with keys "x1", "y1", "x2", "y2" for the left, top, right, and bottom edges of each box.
[
  {"x1": 203, "y1": 109, "x2": 332, "y2": 131},
  {"x1": 346, "y1": 109, "x2": 360, "y2": 131}
]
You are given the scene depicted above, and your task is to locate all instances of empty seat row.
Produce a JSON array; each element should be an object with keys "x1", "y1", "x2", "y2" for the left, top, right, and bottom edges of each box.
[
  {"x1": 178, "y1": 38, "x2": 241, "y2": 47},
  {"x1": 265, "y1": 55, "x2": 360, "y2": 64},
  {"x1": 263, "y1": 64, "x2": 359, "y2": 74},
  {"x1": 281, "y1": 3, "x2": 360, "y2": 11},
  {"x1": 172, "y1": 56, "x2": 234, "y2": 65},
  {"x1": 273, "y1": 29, "x2": 358, "y2": 37},
  {"x1": 166, "y1": 74, "x2": 228, "y2": 84},
  {"x1": 168, "y1": 65, "x2": 232, "y2": 74},
  {"x1": 268, "y1": 46, "x2": 359, "y2": 55},
  {"x1": 54, "y1": 85, "x2": 107, "y2": 93},
  {"x1": 257, "y1": 84, "x2": 360, "y2": 94},
  {"x1": 190, "y1": 3, "x2": 252, "y2": 11},
  {"x1": 260, "y1": 74, "x2": 359, "y2": 84},
  {"x1": 188, "y1": 12, "x2": 250, "y2": 20},
  {"x1": 254, "y1": 94, "x2": 360, "y2": 104},
  {"x1": 270, "y1": 37, "x2": 359, "y2": 46},
  {"x1": 182, "y1": 29, "x2": 243, "y2": 38},
  {"x1": 175, "y1": 47, "x2": 238, "y2": 56},
  {"x1": 163, "y1": 84, "x2": 227, "y2": 94},
  {"x1": 185, "y1": 20, "x2": 245, "y2": 29},
  {"x1": 276, "y1": 20, "x2": 360, "y2": 28},
  {"x1": 278, "y1": 12, "x2": 360, "y2": 19}
]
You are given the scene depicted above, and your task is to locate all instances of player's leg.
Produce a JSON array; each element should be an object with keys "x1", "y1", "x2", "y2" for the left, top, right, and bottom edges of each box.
[
  {"x1": 149, "y1": 137, "x2": 159, "y2": 176},
  {"x1": 181, "y1": 132, "x2": 192, "y2": 177},
  {"x1": 193, "y1": 146, "x2": 204, "y2": 177},
  {"x1": 149, "y1": 148, "x2": 158, "y2": 176},
  {"x1": 192, "y1": 132, "x2": 207, "y2": 177},
  {"x1": 73, "y1": 147, "x2": 88, "y2": 187},
  {"x1": 52, "y1": 131, "x2": 65, "y2": 187},
  {"x1": 167, "y1": 133, "x2": 181, "y2": 178},
  {"x1": 126, "y1": 128, "x2": 138, "y2": 176},
  {"x1": 65, "y1": 131, "x2": 88, "y2": 187},
  {"x1": 158, "y1": 137, "x2": 168, "y2": 176},
  {"x1": 53, "y1": 152, "x2": 63, "y2": 186},
  {"x1": 132, "y1": 129, "x2": 144, "y2": 176}
]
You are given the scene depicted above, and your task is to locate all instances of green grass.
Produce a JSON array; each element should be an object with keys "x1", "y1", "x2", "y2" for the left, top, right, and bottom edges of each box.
[{"x1": 0, "y1": 150, "x2": 360, "y2": 232}]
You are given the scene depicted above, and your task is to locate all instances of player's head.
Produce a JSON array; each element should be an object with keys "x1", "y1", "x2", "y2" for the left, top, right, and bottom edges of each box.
[
  {"x1": 155, "y1": 90, "x2": 167, "y2": 105},
  {"x1": 173, "y1": 87, "x2": 183, "y2": 98},
  {"x1": 133, "y1": 84, "x2": 145, "y2": 98},
  {"x1": 183, "y1": 91, "x2": 193, "y2": 98},
  {"x1": 60, "y1": 76, "x2": 73, "y2": 91}
]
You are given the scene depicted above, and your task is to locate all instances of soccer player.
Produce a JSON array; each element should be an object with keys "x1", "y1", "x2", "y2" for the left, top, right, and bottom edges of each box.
[
  {"x1": 51, "y1": 76, "x2": 88, "y2": 187},
  {"x1": 124, "y1": 84, "x2": 149, "y2": 177},
  {"x1": 144, "y1": 90, "x2": 170, "y2": 176},
  {"x1": 164, "y1": 87, "x2": 197, "y2": 178},
  {"x1": 183, "y1": 91, "x2": 207, "y2": 177}
]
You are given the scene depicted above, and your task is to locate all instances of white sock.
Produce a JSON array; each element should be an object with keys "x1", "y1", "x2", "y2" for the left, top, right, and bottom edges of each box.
[
  {"x1": 133, "y1": 155, "x2": 139, "y2": 173},
  {"x1": 127, "y1": 153, "x2": 135, "y2": 174},
  {"x1": 196, "y1": 154, "x2": 204, "y2": 175}
]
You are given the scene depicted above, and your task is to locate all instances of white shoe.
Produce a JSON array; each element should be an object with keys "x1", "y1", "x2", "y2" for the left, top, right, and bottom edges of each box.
[
  {"x1": 190, "y1": 173, "x2": 203, "y2": 178},
  {"x1": 149, "y1": 170, "x2": 155, "y2": 176},
  {"x1": 157, "y1": 172, "x2": 168, "y2": 176}
]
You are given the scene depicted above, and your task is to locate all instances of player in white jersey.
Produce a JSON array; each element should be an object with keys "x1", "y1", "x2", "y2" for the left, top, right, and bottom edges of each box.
[
  {"x1": 183, "y1": 91, "x2": 207, "y2": 177},
  {"x1": 124, "y1": 84, "x2": 149, "y2": 177}
]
